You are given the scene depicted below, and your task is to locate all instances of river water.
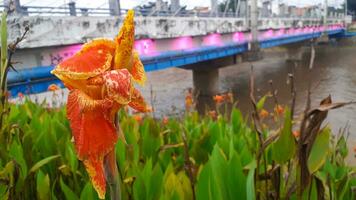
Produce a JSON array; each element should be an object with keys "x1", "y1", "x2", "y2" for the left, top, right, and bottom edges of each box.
[{"x1": 140, "y1": 42, "x2": 356, "y2": 162}]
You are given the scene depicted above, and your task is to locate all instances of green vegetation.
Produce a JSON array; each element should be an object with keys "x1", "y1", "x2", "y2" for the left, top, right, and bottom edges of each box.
[{"x1": 0, "y1": 99, "x2": 355, "y2": 199}]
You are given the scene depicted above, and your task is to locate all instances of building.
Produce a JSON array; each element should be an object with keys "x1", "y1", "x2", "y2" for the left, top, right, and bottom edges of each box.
[
  {"x1": 261, "y1": 0, "x2": 272, "y2": 17},
  {"x1": 134, "y1": 0, "x2": 186, "y2": 16},
  {"x1": 279, "y1": 3, "x2": 289, "y2": 17}
]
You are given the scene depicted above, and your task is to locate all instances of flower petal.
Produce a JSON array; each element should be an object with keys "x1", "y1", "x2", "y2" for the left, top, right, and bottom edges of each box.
[
  {"x1": 128, "y1": 88, "x2": 149, "y2": 112},
  {"x1": 113, "y1": 10, "x2": 135, "y2": 70},
  {"x1": 131, "y1": 51, "x2": 147, "y2": 85},
  {"x1": 103, "y1": 69, "x2": 133, "y2": 105},
  {"x1": 83, "y1": 157, "x2": 106, "y2": 199},
  {"x1": 52, "y1": 39, "x2": 115, "y2": 81},
  {"x1": 67, "y1": 90, "x2": 118, "y2": 198}
]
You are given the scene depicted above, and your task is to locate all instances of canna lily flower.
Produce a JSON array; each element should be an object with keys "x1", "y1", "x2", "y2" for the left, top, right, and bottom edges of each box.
[
  {"x1": 51, "y1": 10, "x2": 148, "y2": 199},
  {"x1": 213, "y1": 95, "x2": 224, "y2": 104},
  {"x1": 208, "y1": 110, "x2": 217, "y2": 120},
  {"x1": 185, "y1": 89, "x2": 193, "y2": 110},
  {"x1": 259, "y1": 109, "x2": 269, "y2": 119},
  {"x1": 17, "y1": 92, "x2": 24, "y2": 99},
  {"x1": 274, "y1": 105, "x2": 285, "y2": 115},
  {"x1": 293, "y1": 130, "x2": 300, "y2": 138},
  {"x1": 162, "y1": 116, "x2": 169, "y2": 125},
  {"x1": 133, "y1": 114, "x2": 143, "y2": 123},
  {"x1": 48, "y1": 84, "x2": 60, "y2": 91}
]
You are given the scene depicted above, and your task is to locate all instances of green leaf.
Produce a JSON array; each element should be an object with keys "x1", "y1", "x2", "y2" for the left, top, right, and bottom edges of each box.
[
  {"x1": 246, "y1": 166, "x2": 256, "y2": 200},
  {"x1": 336, "y1": 136, "x2": 348, "y2": 158},
  {"x1": 80, "y1": 182, "x2": 97, "y2": 200},
  {"x1": 231, "y1": 108, "x2": 243, "y2": 134},
  {"x1": 308, "y1": 127, "x2": 331, "y2": 174},
  {"x1": 1, "y1": 11, "x2": 7, "y2": 68},
  {"x1": 29, "y1": 155, "x2": 60, "y2": 174},
  {"x1": 256, "y1": 95, "x2": 268, "y2": 111},
  {"x1": 272, "y1": 108, "x2": 296, "y2": 164},
  {"x1": 36, "y1": 170, "x2": 50, "y2": 200},
  {"x1": 9, "y1": 140, "x2": 28, "y2": 178},
  {"x1": 227, "y1": 152, "x2": 246, "y2": 200},
  {"x1": 60, "y1": 177, "x2": 79, "y2": 200}
]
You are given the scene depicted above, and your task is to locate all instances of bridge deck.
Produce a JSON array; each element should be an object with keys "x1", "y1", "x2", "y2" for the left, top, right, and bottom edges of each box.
[{"x1": 7, "y1": 29, "x2": 345, "y2": 97}]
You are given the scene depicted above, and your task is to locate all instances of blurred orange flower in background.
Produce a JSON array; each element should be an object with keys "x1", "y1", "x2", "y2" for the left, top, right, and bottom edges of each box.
[
  {"x1": 293, "y1": 130, "x2": 300, "y2": 138},
  {"x1": 259, "y1": 109, "x2": 269, "y2": 119},
  {"x1": 48, "y1": 84, "x2": 60, "y2": 91},
  {"x1": 17, "y1": 92, "x2": 24, "y2": 99},
  {"x1": 274, "y1": 105, "x2": 285, "y2": 115},
  {"x1": 133, "y1": 115, "x2": 143, "y2": 123},
  {"x1": 213, "y1": 95, "x2": 224, "y2": 104},
  {"x1": 51, "y1": 10, "x2": 149, "y2": 199},
  {"x1": 208, "y1": 110, "x2": 217, "y2": 120},
  {"x1": 162, "y1": 116, "x2": 169, "y2": 125},
  {"x1": 185, "y1": 89, "x2": 193, "y2": 110}
]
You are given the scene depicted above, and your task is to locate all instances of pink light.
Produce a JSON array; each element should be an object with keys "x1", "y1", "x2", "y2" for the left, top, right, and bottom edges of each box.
[
  {"x1": 203, "y1": 33, "x2": 223, "y2": 46},
  {"x1": 275, "y1": 28, "x2": 285, "y2": 37},
  {"x1": 244, "y1": 33, "x2": 252, "y2": 41},
  {"x1": 263, "y1": 29, "x2": 274, "y2": 39},
  {"x1": 232, "y1": 32, "x2": 245, "y2": 43},
  {"x1": 288, "y1": 28, "x2": 295, "y2": 35},
  {"x1": 134, "y1": 39, "x2": 156, "y2": 55},
  {"x1": 171, "y1": 36, "x2": 194, "y2": 50}
]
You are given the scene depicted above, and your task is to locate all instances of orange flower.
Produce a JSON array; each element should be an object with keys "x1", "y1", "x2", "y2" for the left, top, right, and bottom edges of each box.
[
  {"x1": 51, "y1": 10, "x2": 148, "y2": 199},
  {"x1": 185, "y1": 90, "x2": 193, "y2": 110},
  {"x1": 213, "y1": 95, "x2": 224, "y2": 104},
  {"x1": 162, "y1": 116, "x2": 169, "y2": 125},
  {"x1": 48, "y1": 84, "x2": 60, "y2": 91},
  {"x1": 274, "y1": 105, "x2": 285, "y2": 115},
  {"x1": 208, "y1": 110, "x2": 217, "y2": 120},
  {"x1": 18, "y1": 92, "x2": 24, "y2": 99},
  {"x1": 293, "y1": 130, "x2": 300, "y2": 138},
  {"x1": 133, "y1": 115, "x2": 143, "y2": 123},
  {"x1": 259, "y1": 109, "x2": 269, "y2": 119},
  {"x1": 353, "y1": 145, "x2": 356, "y2": 154}
]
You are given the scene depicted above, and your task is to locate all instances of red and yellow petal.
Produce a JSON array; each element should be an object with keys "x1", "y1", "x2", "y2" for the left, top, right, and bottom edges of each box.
[
  {"x1": 131, "y1": 51, "x2": 146, "y2": 85},
  {"x1": 67, "y1": 90, "x2": 118, "y2": 198},
  {"x1": 103, "y1": 69, "x2": 133, "y2": 105},
  {"x1": 128, "y1": 88, "x2": 149, "y2": 112},
  {"x1": 52, "y1": 39, "x2": 115, "y2": 81},
  {"x1": 114, "y1": 10, "x2": 135, "y2": 70},
  {"x1": 83, "y1": 157, "x2": 106, "y2": 199}
]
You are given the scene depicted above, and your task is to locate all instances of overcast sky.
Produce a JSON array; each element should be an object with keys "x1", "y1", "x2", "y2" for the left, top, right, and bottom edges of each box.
[{"x1": 18, "y1": 0, "x2": 344, "y2": 9}]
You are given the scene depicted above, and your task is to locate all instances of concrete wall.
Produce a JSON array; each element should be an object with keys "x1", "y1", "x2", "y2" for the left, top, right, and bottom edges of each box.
[{"x1": 7, "y1": 15, "x2": 344, "y2": 49}]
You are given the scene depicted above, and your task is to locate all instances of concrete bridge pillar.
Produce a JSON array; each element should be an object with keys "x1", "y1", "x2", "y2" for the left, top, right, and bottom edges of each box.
[
  {"x1": 286, "y1": 47, "x2": 303, "y2": 63},
  {"x1": 285, "y1": 43, "x2": 306, "y2": 63},
  {"x1": 185, "y1": 55, "x2": 239, "y2": 113},
  {"x1": 193, "y1": 68, "x2": 219, "y2": 113}
]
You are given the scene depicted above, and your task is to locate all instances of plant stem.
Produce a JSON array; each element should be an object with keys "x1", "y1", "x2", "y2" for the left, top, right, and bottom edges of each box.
[{"x1": 104, "y1": 148, "x2": 121, "y2": 200}]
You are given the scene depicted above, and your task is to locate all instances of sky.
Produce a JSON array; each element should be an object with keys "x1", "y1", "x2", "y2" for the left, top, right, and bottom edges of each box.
[{"x1": 18, "y1": 0, "x2": 344, "y2": 9}]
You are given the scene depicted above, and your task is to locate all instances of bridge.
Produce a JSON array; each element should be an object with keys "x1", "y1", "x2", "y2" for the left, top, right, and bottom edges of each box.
[{"x1": 2, "y1": 0, "x2": 355, "y2": 110}]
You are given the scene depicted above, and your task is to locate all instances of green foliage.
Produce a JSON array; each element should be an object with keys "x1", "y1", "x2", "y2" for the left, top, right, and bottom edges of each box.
[
  {"x1": 308, "y1": 127, "x2": 331, "y2": 174},
  {"x1": 0, "y1": 101, "x2": 354, "y2": 199},
  {"x1": 272, "y1": 108, "x2": 296, "y2": 164}
]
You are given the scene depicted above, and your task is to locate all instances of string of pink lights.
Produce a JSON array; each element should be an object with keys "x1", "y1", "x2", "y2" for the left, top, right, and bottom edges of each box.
[{"x1": 134, "y1": 23, "x2": 345, "y2": 56}]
